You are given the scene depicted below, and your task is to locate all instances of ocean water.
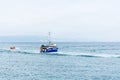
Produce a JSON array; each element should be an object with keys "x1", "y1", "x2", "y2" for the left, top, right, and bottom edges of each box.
[{"x1": 0, "y1": 42, "x2": 120, "y2": 80}]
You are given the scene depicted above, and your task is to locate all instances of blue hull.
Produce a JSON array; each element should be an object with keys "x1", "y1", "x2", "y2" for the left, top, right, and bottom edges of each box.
[{"x1": 46, "y1": 48, "x2": 58, "y2": 52}]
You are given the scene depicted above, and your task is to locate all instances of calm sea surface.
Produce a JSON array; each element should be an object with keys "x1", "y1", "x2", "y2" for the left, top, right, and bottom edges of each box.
[{"x1": 0, "y1": 42, "x2": 120, "y2": 80}]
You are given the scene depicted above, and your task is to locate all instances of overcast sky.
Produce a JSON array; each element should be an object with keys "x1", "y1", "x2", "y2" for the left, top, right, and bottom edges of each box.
[{"x1": 0, "y1": 0, "x2": 120, "y2": 41}]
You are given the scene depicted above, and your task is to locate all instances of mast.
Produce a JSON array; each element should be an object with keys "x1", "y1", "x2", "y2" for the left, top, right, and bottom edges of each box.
[{"x1": 48, "y1": 32, "x2": 51, "y2": 45}]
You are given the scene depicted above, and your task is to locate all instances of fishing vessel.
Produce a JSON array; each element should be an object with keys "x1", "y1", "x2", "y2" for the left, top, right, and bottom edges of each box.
[{"x1": 40, "y1": 32, "x2": 58, "y2": 53}]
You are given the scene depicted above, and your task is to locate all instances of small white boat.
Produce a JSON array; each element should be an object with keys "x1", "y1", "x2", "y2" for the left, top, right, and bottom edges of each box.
[{"x1": 10, "y1": 46, "x2": 16, "y2": 50}]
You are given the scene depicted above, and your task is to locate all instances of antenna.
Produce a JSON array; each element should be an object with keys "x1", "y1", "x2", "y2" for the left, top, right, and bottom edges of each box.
[{"x1": 48, "y1": 32, "x2": 51, "y2": 45}]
